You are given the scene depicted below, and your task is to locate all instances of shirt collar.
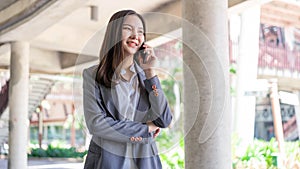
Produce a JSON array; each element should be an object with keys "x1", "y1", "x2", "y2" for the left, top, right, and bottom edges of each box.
[
  {"x1": 133, "y1": 60, "x2": 144, "y2": 75},
  {"x1": 120, "y1": 64, "x2": 136, "y2": 76}
]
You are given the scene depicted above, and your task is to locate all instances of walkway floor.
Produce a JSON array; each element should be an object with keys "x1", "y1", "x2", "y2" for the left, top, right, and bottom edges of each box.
[{"x1": 0, "y1": 158, "x2": 84, "y2": 169}]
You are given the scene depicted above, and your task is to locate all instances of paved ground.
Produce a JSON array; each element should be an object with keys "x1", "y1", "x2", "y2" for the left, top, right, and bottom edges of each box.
[{"x1": 0, "y1": 158, "x2": 84, "y2": 169}]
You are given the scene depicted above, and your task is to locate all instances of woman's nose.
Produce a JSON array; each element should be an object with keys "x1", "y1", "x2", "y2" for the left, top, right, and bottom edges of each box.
[{"x1": 130, "y1": 30, "x2": 138, "y2": 39}]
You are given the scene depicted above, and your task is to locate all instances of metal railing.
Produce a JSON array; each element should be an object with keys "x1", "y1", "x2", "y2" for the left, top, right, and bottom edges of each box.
[
  {"x1": 229, "y1": 40, "x2": 300, "y2": 75},
  {"x1": 258, "y1": 42, "x2": 300, "y2": 73}
]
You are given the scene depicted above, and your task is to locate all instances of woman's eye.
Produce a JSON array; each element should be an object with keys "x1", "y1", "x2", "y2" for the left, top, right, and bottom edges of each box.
[{"x1": 123, "y1": 27, "x2": 131, "y2": 31}]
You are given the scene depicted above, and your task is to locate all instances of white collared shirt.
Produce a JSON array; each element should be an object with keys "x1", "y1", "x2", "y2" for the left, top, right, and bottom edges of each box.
[{"x1": 114, "y1": 64, "x2": 140, "y2": 121}]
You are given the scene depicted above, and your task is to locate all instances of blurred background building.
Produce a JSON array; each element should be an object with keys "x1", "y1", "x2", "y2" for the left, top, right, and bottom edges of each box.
[{"x1": 0, "y1": 0, "x2": 300, "y2": 168}]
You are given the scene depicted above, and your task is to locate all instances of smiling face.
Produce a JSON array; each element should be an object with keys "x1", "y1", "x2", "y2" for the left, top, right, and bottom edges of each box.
[{"x1": 122, "y1": 15, "x2": 145, "y2": 57}]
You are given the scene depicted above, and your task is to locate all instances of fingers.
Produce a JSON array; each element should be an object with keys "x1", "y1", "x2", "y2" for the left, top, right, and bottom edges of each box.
[
  {"x1": 146, "y1": 121, "x2": 161, "y2": 138},
  {"x1": 143, "y1": 47, "x2": 155, "y2": 61},
  {"x1": 147, "y1": 121, "x2": 159, "y2": 133},
  {"x1": 153, "y1": 128, "x2": 161, "y2": 138},
  {"x1": 142, "y1": 43, "x2": 150, "y2": 49},
  {"x1": 139, "y1": 53, "x2": 157, "y2": 67},
  {"x1": 138, "y1": 45, "x2": 156, "y2": 66}
]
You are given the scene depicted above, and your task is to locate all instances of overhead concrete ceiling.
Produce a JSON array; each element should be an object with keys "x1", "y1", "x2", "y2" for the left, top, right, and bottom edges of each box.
[
  {"x1": 0, "y1": 0, "x2": 18, "y2": 11},
  {"x1": 0, "y1": 0, "x2": 177, "y2": 74},
  {"x1": 0, "y1": 0, "x2": 300, "y2": 74},
  {"x1": 258, "y1": 74, "x2": 300, "y2": 91}
]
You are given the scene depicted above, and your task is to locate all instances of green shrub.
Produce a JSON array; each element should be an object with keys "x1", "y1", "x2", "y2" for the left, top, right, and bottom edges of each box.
[
  {"x1": 156, "y1": 129, "x2": 184, "y2": 169},
  {"x1": 28, "y1": 143, "x2": 87, "y2": 158},
  {"x1": 159, "y1": 138, "x2": 184, "y2": 169},
  {"x1": 232, "y1": 137, "x2": 300, "y2": 169}
]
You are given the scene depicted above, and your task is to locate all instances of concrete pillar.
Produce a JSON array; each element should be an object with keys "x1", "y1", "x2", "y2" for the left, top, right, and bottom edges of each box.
[
  {"x1": 269, "y1": 80, "x2": 285, "y2": 167},
  {"x1": 8, "y1": 41, "x2": 29, "y2": 169},
  {"x1": 182, "y1": 0, "x2": 231, "y2": 168},
  {"x1": 44, "y1": 124, "x2": 48, "y2": 143},
  {"x1": 38, "y1": 106, "x2": 44, "y2": 148},
  {"x1": 234, "y1": 6, "x2": 260, "y2": 146},
  {"x1": 294, "y1": 91, "x2": 300, "y2": 140},
  {"x1": 71, "y1": 104, "x2": 76, "y2": 146}
]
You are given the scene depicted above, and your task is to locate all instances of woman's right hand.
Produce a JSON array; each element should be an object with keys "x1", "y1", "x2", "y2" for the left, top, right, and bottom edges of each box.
[{"x1": 138, "y1": 44, "x2": 157, "y2": 79}]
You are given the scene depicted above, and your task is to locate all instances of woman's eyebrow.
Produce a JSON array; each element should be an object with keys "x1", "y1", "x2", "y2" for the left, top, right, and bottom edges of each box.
[
  {"x1": 123, "y1": 24, "x2": 132, "y2": 27},
  {"x1": 123, "y1": 24, "x2": 143, "y2": 29}
]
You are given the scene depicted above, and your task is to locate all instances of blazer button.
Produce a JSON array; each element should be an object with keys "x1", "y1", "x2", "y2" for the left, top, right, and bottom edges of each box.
[
  {"x1": 154, "y1": 92, "x2": 159, "y2": 96},
  {"x1": 130, "y1": 137, "x2": 135, "y2": 142},
  {"x1": 152, "y1": 85, "x2": 157, "y2": 90}
]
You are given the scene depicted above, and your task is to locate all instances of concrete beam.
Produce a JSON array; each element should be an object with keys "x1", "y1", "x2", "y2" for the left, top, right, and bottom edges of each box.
[
  {"x1": 229, "y1": 0, "x2": 248, "y2": 8},
  {"x1": 0, "y1": 0, "x2": 18, "y2": 11},
  {"x1": 0, "y1": 0, "x2": 40, "y2": 25},
  {"x1": 59, "y1": 52, "x2": 98, "y2": 69},
  {"x1": 0, "y1": 0, "x2": 90, "y2": 42},
  {"x1": 0, "y1": 44, "x2": 11, "y2": 67},
  {"x1": 29, "y1": 47, "x2": 61, "y2": 72},
  {"x1": 30, "y1": 24, "x2": 100, "y2": 56},
  {"x1": 0, "y1": 44, "x2": 97, "y2": 73},
  {"x1": 228, "y1": 0, "x2": 272, "y2": 14}
]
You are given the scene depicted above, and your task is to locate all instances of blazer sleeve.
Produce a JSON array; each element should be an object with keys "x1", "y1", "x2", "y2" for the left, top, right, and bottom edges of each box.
[
  {"x1": 144, "y1": 75, "x2": 173, "y2": 128},
  {"x1": 83, "y1": 68, "x2": 153, "y2": 144}
]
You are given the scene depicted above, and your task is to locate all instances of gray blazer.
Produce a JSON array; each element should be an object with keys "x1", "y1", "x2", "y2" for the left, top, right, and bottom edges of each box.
[{"x1": 82, "y1": 64, "x2": 173, "y2": 169}]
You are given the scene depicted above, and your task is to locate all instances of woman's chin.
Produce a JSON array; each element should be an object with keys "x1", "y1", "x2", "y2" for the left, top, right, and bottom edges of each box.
[
  {"x1": 124, "y1": 52, "x2": 136, "y2": 58},
  {"x1": 125, "y1": 49, "x2": 138, "y2": 56}
]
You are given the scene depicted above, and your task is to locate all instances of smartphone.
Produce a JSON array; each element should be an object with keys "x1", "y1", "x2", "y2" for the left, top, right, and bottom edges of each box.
[{"x1": 139, "y1": 43, "x2": 147, "y2": 64}]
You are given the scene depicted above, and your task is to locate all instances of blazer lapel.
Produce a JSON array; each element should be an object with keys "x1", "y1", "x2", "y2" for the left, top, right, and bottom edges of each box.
[
  {"x1": 135, "y1": 64, "x2": 150, "y2": 114},
  {"x1": 91, "y1": 66, "x2": 118, "y2": 120},
  {"x1": 98, "y1": 83, "x2": 119, "y2": 120}
]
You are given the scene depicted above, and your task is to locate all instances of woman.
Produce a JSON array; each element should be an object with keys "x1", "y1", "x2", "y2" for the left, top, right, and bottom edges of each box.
[{"x1": 83, "y1": 9, "x2": 173, "y2": 169}]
